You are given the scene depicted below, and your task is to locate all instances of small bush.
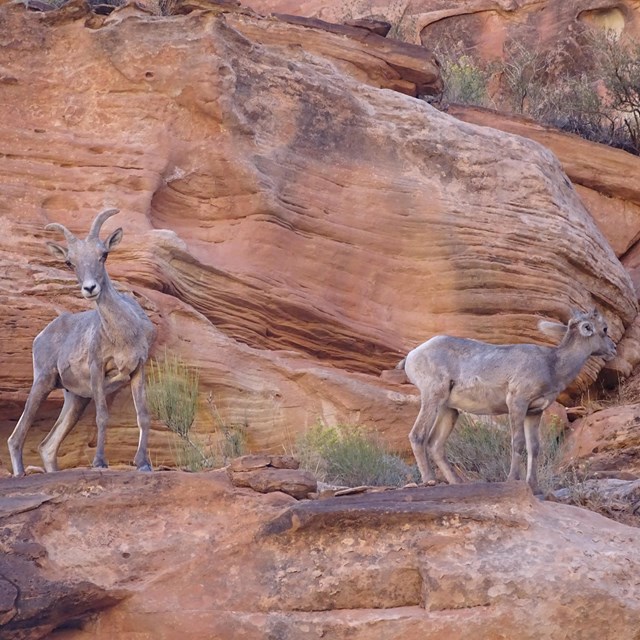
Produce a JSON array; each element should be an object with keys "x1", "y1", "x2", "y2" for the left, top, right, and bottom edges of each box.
[
  {"x1": 296, "y1": 423, "x2": 418, "y2": 487},
  {"x1": 206, "y1": 392, "x2": 248, "y2": 464},
  {"x1": 446, "y1": 415, "x2": 512, "y2": 483},
  {"x1": 147, "y1": 353, "x2": 218, "y2": 471},
  {"x1": 147, "y1": 354, "x2": 199, "y2": 438},
  {"x1": 446, "y1": 414, "x2": 563, "y2": 492},
  {"x1": 436, "y1": 50, "x2": 493, "y2": 107}
]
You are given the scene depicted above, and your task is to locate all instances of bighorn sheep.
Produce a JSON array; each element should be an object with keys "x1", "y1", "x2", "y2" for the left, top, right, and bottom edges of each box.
[
  {"x1": 8, "y1": 209, "x2": 155, "y2": 476},
  {"x1": 399, "y1": 309, "x2": 616, "y2": 493}
]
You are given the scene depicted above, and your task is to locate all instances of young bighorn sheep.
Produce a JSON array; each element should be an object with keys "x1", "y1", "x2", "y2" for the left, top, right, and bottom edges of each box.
[
  {"x1": 399, "y1": 309, "x2": 616, "y2": 493},
  {"x1": 8, "y1": 209, "x2": 155, "y2": 476}
]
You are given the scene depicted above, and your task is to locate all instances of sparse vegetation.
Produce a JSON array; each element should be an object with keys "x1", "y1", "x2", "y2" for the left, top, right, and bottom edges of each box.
[
  {"x1": 146, "y1": 353, "x2": 213, "y2": 471},
  {"x1": 555, "y1": 467, "x2": 640, "y2": 527},
  {"x1": 296, "y1": 422, "x2": 418, "y2": 487},
  {"x1": 435, "y1": 30, "x2": 640, "y2": 155},
  {"x1": 146, "y1": 354, "x2": 247, "y2": 471},
  {"x1": 206, "y1": 392, "x2": 248, "y2": 463},
  {"x1": 446, "y1": 414, "x2": 563, "y2": 494},
  {"x1": 437, "y1": 52, "x2": 494, "y2": 108}
]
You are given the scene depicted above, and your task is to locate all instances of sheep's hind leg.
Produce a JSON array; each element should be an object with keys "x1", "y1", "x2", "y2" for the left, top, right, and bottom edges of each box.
[
  {"x1": 427, "y1": 407, "x2": 463, "y2": 485},
  {"x1": 39, "y1": 391, "x2": 90, "y2": 472},
  {"x1": 409, "y1": 392, "x2": 446, "y2": 485}
]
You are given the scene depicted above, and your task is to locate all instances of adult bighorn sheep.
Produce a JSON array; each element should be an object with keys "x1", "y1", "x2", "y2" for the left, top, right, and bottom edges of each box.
[
  {"x1": 8, "y1": 209, "x2": 155, "y2": 476},
  {"x1": 399, "y1": 309, "x2": 616, "y2": 494}
]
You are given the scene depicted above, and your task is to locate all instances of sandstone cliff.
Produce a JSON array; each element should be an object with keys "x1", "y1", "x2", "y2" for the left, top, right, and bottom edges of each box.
[
  {"x1": 0, "y1": 0, "x2": 637, "y2": 471},
  {"x1": 248, "y1": 0, "x2": 640, "y2": 50}
]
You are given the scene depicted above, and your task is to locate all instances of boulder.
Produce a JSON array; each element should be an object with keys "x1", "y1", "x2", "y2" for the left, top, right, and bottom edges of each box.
[
  {"x1": 229, "y1": 466, "x2": 317, "y2": 498},
  {"x1": 446, "y1": 105, "x2": 640, "y2": 258},
  {"x1": 561, "y1": 403, "x2": 640, "y2": 475},
  {"x1": 227, "y1": 454, "x2": 314, "y2": 498}
]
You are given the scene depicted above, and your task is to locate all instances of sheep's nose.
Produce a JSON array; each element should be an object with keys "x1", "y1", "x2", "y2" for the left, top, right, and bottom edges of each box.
[{"x1": 83, "y1": 284, "x2": 97, "y2": 295}]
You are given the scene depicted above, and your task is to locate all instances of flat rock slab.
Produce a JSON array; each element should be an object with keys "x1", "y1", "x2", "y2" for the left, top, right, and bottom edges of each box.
[
  {"x1": 228, "y1": 454, "x2": 299, "y2": 471},
  {"x1": 262, "y1": 481, "x2": 533, "y2": 534}
]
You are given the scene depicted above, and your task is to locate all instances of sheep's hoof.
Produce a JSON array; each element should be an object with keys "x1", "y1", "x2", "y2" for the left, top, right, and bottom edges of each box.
[
  {"x1": 137, "y1": 464, "x2": 152, "y2": 472},
  {"x1": 420, "y1": 479, "x2": 437, "y2": 487},
  {"x1": 92, "y1": 457, "x2": 109, "y2": 469}
]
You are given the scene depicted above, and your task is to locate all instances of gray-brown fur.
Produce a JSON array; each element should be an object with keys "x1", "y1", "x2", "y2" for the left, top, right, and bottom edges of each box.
[
  {"x1": 8, "y1": 209, "x2": 155, "y2": 476},
  {"x1": 401, "y1": 309, "x2": 616, "y2": 494}
]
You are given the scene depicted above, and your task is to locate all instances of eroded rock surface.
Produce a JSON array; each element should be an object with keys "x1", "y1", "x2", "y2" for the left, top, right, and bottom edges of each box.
[
  {"x1": 248, "y1": 0, "x2": 640, "y2": 52},
  {"x1": 562, "y1": 404, "x2": 640, "y2": 475},
  {"x1": 227, "y1": 454, "x2": 317, "y2": 498},
  {"x1": 0, "y1": 0, "x2": 636, "y2": 469},
  {"x1": 1, "y1": 470, "x2": 640, "y2": 639}
]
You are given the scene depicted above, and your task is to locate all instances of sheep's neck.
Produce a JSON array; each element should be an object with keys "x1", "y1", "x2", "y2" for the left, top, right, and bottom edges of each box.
[
  {"x1": 95, "y1": 277, "x2": 138, "y2": 346},
  {"x1": 554, "y1": 333, "x2": 592, "y2": 387}
]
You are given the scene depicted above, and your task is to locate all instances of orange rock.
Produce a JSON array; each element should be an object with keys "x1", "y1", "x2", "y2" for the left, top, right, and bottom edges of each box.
[
  {"x1": 228, "y1": 466, "x2": 317, "y2": 498},
  {"x1": 446, "y1": 105, "x2": 640, "y2": 258},
  {"x1": 3, "y1": 470, "x2": 640, "y2": 638},
  {"x1": 0, "y1": 1, "x2": 636, "y2": 472},
  {"x1": 561, "y1": 404, "x2": 640, "y2": 475}
]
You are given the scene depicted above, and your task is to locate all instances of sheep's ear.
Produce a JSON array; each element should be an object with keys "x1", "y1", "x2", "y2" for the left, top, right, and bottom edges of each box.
[
  {"x1": 538, "y1": 320, "x2": 567, "y2": 341},
  {"x1": 578, "y1": 320, "x2": 595, "y2": 337},
  {"x1": 46, "y1": 242, "x2": 68, "y2": 262},
  {"x1": 105, "y1": 227, "x2": 123, "y2": 251}
]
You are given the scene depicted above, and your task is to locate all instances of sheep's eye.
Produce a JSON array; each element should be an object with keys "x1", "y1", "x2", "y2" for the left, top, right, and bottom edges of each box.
[
  {"x1": 603, "y1": 326, "x2": 608, "y2": 335},
  {"x1": 65, "y1": 260, "x2": 74, "y2": 270}
]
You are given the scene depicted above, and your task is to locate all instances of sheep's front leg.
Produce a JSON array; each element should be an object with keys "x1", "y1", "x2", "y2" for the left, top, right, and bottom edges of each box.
[
  {"x1": 90, "y1": 363, "x2": 109, "y2": 469},
  {"x1": 39, "y1": 391, "x2": 90, "y2": 472},
  {"x1": 130, "y1": 363, "x2": 152, "y2": 472},
  {"x1": 524, "y1": 413, "x2": 542, "y2": 494},
  {"x1": 8, "y1": 373, "x2": 56, "y2": 476},
  {"x1": 506, "y1": 398, "x2": 527, "y2": 482}
]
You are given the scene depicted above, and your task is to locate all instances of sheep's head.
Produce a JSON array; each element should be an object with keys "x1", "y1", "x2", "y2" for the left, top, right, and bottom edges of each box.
[
  {"x1": 45, "y1": 208, "x2": 122, "y2": 301},
  {"x1": 539, "y1": 308, "x2": 616, "y2": 361}
]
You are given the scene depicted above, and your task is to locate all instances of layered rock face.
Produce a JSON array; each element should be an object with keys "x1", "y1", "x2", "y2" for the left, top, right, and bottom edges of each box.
[
  {"x1": 0, "y1": 1, "x2": 636, "y2": 470},
  {"x1": 248, "y1": 0, "x2": 640, "y2": 50},
  {"x1": 2, "y1": 470, "x2": 640, "y2": 639}
]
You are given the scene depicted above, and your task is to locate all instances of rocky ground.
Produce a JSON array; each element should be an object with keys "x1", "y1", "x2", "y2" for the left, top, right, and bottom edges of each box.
[{"x1": 2, "y1": 468, "x2": 640, "y2": 640}]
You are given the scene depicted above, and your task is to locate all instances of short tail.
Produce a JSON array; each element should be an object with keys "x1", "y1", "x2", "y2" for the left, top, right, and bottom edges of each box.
[{"x1": 395, "y1": 357, "x2": 406, "y2": 370}]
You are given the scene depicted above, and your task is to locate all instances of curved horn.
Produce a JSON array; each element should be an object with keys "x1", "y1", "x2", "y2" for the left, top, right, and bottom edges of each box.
[
  {"x1": 88, "y1": 208, "x2": 120, "y2": 239},
  {"x1": 44, "y1": 222, "x2": 77, "y2": 245}
]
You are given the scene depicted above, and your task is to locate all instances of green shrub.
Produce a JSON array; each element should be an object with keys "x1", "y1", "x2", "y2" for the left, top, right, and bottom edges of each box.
[
  {"x1": 296, "y1": 423, "x2": 418, "y2": 487},
  {"x1": 446, "y1": 415, "x2": 512, "y2": 483},
  {"x1": 147, "y1": 354, "x2": 199, "y2": 438},
  {"x1": 446, "y1": 414, "x2": 563, "y2": 493},
  {"x1": 146, "y1": 353, "x2": 218, "y2": 471},
  {"x1": 437, "y1": 52, "x2": 493, "y2": 107},
  {"x1": 434, "y1": 32, "x2": 640, "y2": 155}
]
